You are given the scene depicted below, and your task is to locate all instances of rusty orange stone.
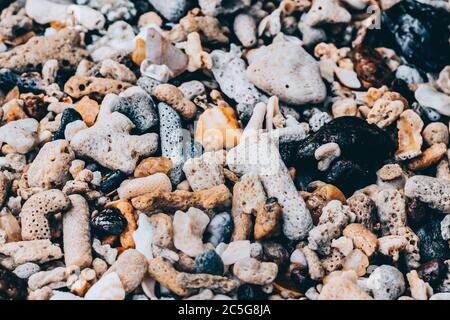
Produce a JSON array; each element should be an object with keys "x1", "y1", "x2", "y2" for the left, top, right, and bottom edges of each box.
[
  {"x1": 134, "y1": 156, "x2": 173, "y2": 178},
  {"x1": 50, "y1": 21, "x2": 67, "y2": 31},
  {"x1": 106, "y1": 199, "x2": 136, "y2": 249},
  {"x1": 74, "y1": 96, "x2": 100, "y2": 127},
  {"x1": 132, "y1": 38, "x2": 146, "y2": 66},
  {"x1": 4, "y1": 31, "x2": 36, "y2": 46}
]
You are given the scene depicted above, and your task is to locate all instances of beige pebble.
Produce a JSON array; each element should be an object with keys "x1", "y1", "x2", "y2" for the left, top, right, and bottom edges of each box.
[
  {"x1": 149, "y1": 213, "x2": 174, "y2": 248},
  {"x1": 422, "y1": 122, "x2": 449, "y2": 146},
  {"x1": 332, "y1": 98, "x2": 358, "y2": 118},
  {"x1": 85, "y1": 272, "x2": 125, "y2": 300},
  {"x1": 254, "y1": 198, "x2": 283, "y2": 241},
  {"x1": 74, "y1": 96, "x2": 99, "y2": 127},
  {"x1": 134, "y1": 157, "x2": 172, "y2": 178},
  {"x1": 92, "y1": 258, "x2": 108, "y2": 277},
  {"x1": 105, "y1": 249, "x2": 148, "y2": 293},
  {"x1": 117, "y1": 173, "x2": 172, "y2": 199},
  {"x1": 342, "y1": 249, "x2": 369, "y2": 276},
  {"x1": 406, "y1": 270, "x2": 433, "y2": 300},
  {"x1": 233, "y1": 257, "x2": 278, "y2": 285},
  {"x1": 154, "y1": 84, "x2": 197, "y2": 120},
  {"x1": 176, "y1": 272, "x2": 240, "y2": 294},
  {"x1": 395, "y1": 110, "x2": 424, "y2": 161}
]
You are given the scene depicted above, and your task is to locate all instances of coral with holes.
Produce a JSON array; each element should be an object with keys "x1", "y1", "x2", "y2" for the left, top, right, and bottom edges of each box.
[
  {"x1": 20, "y1": 190, "x2": 70, "y2": 241},
  {"x1": 0, "y1": 29, "x2": 88, "y2": 73}
]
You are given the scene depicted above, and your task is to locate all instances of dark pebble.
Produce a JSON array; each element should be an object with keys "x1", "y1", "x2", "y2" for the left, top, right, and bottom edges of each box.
[
  {"x1": 292, "y1": 117, "x2": 395, "y2": 195},
  {"x1": 293, "y1": 165, "x2": 316, "y2": 192},
  {"x1": 406, "y1": 198, "x2": 429, "y2": 227},
  {"x1": 195, "y1": 250, "x2": 224, "y2": 276},
  {"x1": 290, "y1": 268, "x2": 315, "y2": 293},
  {"x1": 0, "y1": 267, "x2": 28, "y2": 300},
  {"x1": 52, "y1": 108, "x2": 82, "y2": 141},
  {"x1": 390, "y1": 78, "x2": 415, "y2": 105},
  {"x1": 111, "y1": 93, "x2": 158, "y2": 134},
  {"x1": 203, "y1": 212, "x2": 233, "y2": 247},
  {"x1": 90, "y1": 207, "x2": 128, "y2": 236},
  {"x1": 237, "y1": 284, "x2": 268, "y2": 300},
  {"x1": 22, "y1": 93, "x2": 48, "y2": 120},
  {"x1": 99, "y1": 170, "x2": 127, "y2": 194},
  {"x1": 382, "y1": 0, "x2": 450, "y2": 72},
  {"x1": 417, "y1": 259, "x2": 446, "y2": 287},
  {"x1": 262, "y1": 241, "x2": 289, "y2": 271},
  {"x1": 416, "y1": 216, "x2": 450, "y2": 261},
  {"x1": 352, "y1": 45, "x2": 394, "y2": 88},
  {"x1": 0, "y1": 69, "x2": 45, "y2": 94},
  {"x1": 294, "y1": 117, "x2": 395, "y2": 166},
  {"x1": 324, "y1": 159, "x2": 372, "y2": 196}
]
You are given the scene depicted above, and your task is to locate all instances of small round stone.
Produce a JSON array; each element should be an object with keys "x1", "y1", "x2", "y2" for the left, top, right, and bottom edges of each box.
[
  {"x1": 262, "y1": 242, "x2": 289, "y2": 270},
  {"x1": 91, "y1": 208, "x2": 128, "y2": 236},
  {"x1": 195, "y1": 250, "x2": 224, "y2": 276},
  {"x1": 204, "y1": 212, "x2": 233, "y2": 247},
  {"x1": 99, "y1": 170, "x2": 127, "y2": 194}
]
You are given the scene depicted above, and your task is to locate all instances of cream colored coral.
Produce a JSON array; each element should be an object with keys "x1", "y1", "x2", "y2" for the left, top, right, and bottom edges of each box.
[
  {"x1": 319, "y1": 270, "x2": 372, "y2": 300},
  {"x1": 377, "y1": 235, "x2": 407, "y2": 262},
  {"x1": 20, "y1": 189, "x2": 70, "y2": 241},
  {"x1": 233, "y1": 258, "x2": 278, "y2": 285},
  {"x1": 422, "y1": 122, "x2": 449, "y2": 146},
  {"x1": 314, "y1": 142, "x2": 341, "y2": 171},
  {"x1": 301, "y1": 246, "x2": 324, "y2": 280},
  {"x1": 173, "y1": 208, "x2": 210, "y2": 257},
  {"x1": 177, "y1": 32, "x2": 212, "y2": 72},
  {"x1": 343, "y1": 223, "x2": 378, "y2": 257},
  {"x1": 395, "y1": 109, "x2": 424, "y2": 161},
  {"x1": 366, "y1": 91, "x2": 407, "y2": 128},
  {"x1": 406, "y1": 270, "x2": 433, "y2": 300},
  {"x1": 28, "y1": 267, "x2": 66, "y2": 291},
  {"x1": 168, "y1": 9, "x2": 229, "y2": 44},
  {"x1": 332, "y1": 98, "x2": 358, "y2": 118},
  {"x1": 63, "y1": 195, "x2": 92, "y2": 268},
  {"x1": 70, "y1": 109, "x2": 158, "y2": 175},
  {"x1": 342, "y1": 249, "x2": 369, "y2": 276}
]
